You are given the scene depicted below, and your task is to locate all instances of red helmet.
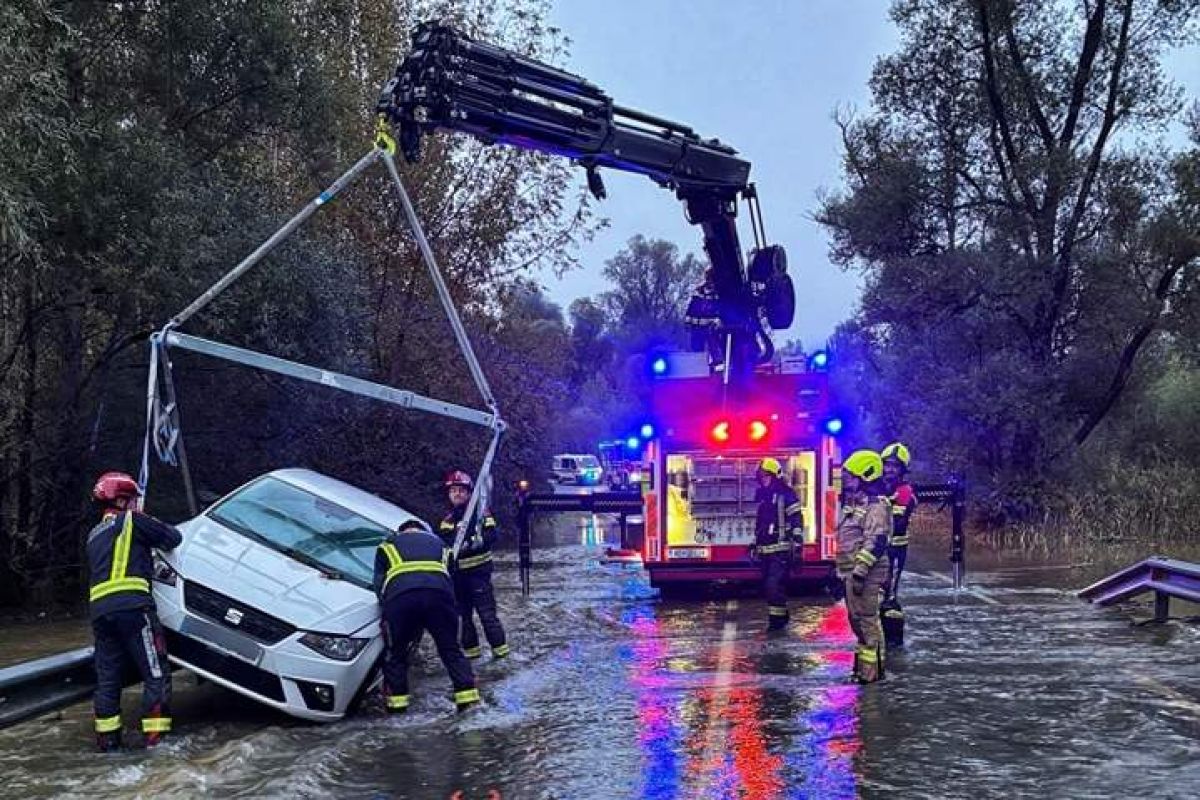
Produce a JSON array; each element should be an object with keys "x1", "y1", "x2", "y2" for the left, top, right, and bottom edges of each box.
[
  {"x1": 444, "y1": 470, "x2": 473, "y2": 489},
  {"x1": 92, "y1": 472, "x2": 141, "y2": 503}
]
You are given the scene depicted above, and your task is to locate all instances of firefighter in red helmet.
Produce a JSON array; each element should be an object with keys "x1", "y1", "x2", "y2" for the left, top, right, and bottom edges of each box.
[
  {"x1": 438, "y1": 470, "x2": 508, "y2": 660},
  {"x1": 86, "y1": 472, "x2": 181, "y2": 751}
]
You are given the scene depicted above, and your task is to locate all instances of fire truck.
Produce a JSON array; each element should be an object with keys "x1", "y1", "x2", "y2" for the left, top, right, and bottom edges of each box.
[{"x1": 637, "y1": 351, "x2": 841, "y2": 591}]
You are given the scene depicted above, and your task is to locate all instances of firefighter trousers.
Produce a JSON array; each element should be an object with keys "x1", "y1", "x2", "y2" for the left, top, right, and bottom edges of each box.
[
  {"x1": 454, "y1": 568, "x2": 507, "y2": 657},
  {"x1": 92, "y1": 608, "x2": 172, "y2": 740},
  {"x1": 761, "y1": 554, "x2": 790, "y2": 628},
  {"x1": 843, "y1": 565, "x2": 889, "y2": 682},
  {"x1": 381, "y1": 589, "x2": 477, "y2": 710},
  {"x1": 886, "y1": 545, "x2": 908, "y2": 599}
]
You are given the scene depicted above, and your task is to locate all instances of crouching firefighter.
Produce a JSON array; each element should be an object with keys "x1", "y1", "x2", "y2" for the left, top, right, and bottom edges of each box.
[
  {"x1": 375, "y1": 519, "x2": 480, "y2": 713},
  {"x1": 86, "y1": 471, "x2": 181, "y2": 751},
  {"x1": 439, "y1": 470, "x2": 508, "y2": 660},
  {"x1": 751, "y1": 458, "x2": 804, "y2": 632},
  {"x1": 836, "y1": 451, "x2": 893, "y2": 684}
]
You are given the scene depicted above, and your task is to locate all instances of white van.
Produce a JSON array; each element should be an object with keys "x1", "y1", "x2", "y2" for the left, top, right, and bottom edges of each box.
[
  {"x1": 152, "y1": 468, "x2": 417, "y2": 721},
  {"x1": 550, "y1": 454, "x2": 603, "y2": 485}
]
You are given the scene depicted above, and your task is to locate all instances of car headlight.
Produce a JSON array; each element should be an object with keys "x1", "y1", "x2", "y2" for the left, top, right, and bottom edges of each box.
[
  {"x1": 152, "y1": 554, "x2": 178, "y2": 586},
  {"x1": 299, "y1": 632, "x2": 369, "y2": 661}
]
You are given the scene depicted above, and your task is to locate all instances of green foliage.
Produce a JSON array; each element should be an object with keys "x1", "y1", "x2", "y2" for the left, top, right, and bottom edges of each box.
[
  {"x1": 820, "y1": 0, "x2": 1200, "y2": 518},
  {"x1": 0, "y1": 0, "x2": 598, "y2": 608}
]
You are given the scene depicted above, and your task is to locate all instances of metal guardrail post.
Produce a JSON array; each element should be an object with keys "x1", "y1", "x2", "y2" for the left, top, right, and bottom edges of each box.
[
  {"x1": 950, "y1": 477, "x2": 966, "y2": 590},
  {"x1": 517, "y1": 490, "x2": 532, "y2": 597}
]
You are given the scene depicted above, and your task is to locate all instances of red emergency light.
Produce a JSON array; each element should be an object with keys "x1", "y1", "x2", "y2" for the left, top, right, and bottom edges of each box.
[
  {"x1": 748, "y1": 419, "x2": 769, "y2": 442},
  {"x1": 710, "y1": 420, "x2": 732, "y2": 443}
]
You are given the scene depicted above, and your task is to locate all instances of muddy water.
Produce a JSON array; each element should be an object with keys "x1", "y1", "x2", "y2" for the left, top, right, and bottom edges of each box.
[{"x1": 1, "y1": 514, "x2": 1197, "y2": 799}]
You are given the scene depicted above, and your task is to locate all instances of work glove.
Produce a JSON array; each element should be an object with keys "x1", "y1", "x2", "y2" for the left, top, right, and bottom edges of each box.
[{"x1": 468, "y1": 532, "x2": 484, "y2": 550}]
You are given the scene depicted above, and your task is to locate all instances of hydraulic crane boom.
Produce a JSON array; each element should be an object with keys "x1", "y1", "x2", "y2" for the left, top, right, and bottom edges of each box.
[{"x1": 375, "y1": 21, "x2": 795, "y2": 385}]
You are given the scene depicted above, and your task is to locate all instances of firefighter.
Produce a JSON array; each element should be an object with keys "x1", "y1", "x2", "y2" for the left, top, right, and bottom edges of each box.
[
  {"x1": 86, "y1": 471, "x2": 181, "y2": 751},
  {"x1": 438, "y1": 470, "x2": 509, "y2": 660},
  {"x1": 751, "y1": 457, "x2": 803, "y2": 631},
  {"x1": 836, "y1": 450, "x2": 892, "y2": 684},
  {"x1": 881, "y1": 442, "x2": 917, "y2": 601},
  {"x1": 375, "y1": 519, "x2": 480, "y2": 713}
]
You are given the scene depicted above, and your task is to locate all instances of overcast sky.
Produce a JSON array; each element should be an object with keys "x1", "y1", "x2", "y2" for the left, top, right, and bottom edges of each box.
[{"x1": 536, "y1": 1, "x2": 1199, "y2": 350}]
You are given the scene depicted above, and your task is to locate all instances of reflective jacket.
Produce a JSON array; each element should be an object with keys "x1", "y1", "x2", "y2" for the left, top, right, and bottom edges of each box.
[
  {"x1": 86, "y1": 510, "x2": 181, "y2": 621},
  {"x1": 373, "y1": 528, "x2": 453, "y2": 604},
  {"x1": 754, "y1": 478, "x2": 803, "y2": 555},
  {"x1": 835, "y1": 495, "x2": 892, "y2": 576},
  {"x1": 888, "y1": 482, "x2": 918, "y2": 547},
  {"x1": 438, "y1": 506, "x2": 499, "y2": 573}
]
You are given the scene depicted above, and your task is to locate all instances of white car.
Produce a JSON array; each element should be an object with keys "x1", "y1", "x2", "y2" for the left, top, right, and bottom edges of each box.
[{"x1": 152, "y1": 468, "x2": 417, "y2": 721}]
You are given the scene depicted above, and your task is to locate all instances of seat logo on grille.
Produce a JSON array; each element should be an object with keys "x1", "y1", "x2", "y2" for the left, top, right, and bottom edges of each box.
[{"x1": 224, "y1": 607, "x2": 244, "y2": 625}]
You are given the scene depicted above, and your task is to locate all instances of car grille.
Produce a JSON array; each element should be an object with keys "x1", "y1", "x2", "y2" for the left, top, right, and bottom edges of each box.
[
  {"x1": 163, "y1": 629, "x2": 285, "y2": 702},
  {"x1": 183, "y1": 581, "x2": 296, "y2": 645}
]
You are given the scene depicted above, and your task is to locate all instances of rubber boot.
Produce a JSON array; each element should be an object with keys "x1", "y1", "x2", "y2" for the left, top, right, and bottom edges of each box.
[{"x1": 96, "y1": 731, "x2": 123, "y2": 753}]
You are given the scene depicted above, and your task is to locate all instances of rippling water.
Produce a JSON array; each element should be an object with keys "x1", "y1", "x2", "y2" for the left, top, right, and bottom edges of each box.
[{"x1": 2, "y1": 521, "x2": 1197, "y2": 799}]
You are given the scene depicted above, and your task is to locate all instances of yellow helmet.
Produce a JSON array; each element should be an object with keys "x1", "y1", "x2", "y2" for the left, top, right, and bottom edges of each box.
[
  {"x1": 881, "y1": 442, "x2": 911, "y2": 467},
  {"x1": 757, "y1": 457, "x2": 783, "y2": 477},
  {"x1": 842, "y1": 450, "x2": 884, "y2": 482}
]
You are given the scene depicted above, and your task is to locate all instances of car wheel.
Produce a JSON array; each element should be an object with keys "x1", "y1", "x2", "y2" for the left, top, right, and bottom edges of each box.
[{"x1": 345, "y1": 654, "x2": 383, "y2": 716}]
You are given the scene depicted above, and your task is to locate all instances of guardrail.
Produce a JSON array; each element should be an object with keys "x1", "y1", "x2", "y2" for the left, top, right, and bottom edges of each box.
[
  {"x1": 0, "y1": 646, "x2": 96, "y2": 730},
  {"x1": 1078, "y1": 557, "x2": 1200, "y2": 621}
]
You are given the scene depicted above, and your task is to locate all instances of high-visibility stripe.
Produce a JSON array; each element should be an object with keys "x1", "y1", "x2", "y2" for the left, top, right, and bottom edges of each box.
[
  {"x1": 380, "y1": 541, "x2": 449, "y2": 591},
  {"x1": 784, "y1": 502, "x2": 804, "y2": 516},
  {"x1": 141, "y1": 717, "x2": 172, "y2": 733},
  {"x1": 857, "y1": 647, "x2": 878, "y2": 663},
  {"x1": 855, "y1": 550, "x2": 877, "y2": 566},
  {"x1": 492, "y1": 644, "x2": 510, "y2": 657},
  {"x1": 891, "y1": 536, "x2": 909, "y2": 546},
  {"x1": 386, "y1": 694, "x2": 410, "y2": 710},
  {"x1": 767, "y1": 606, "x2": 789, "y2": 617},
  {"x1": 454, "y1": 688, "x2": 481, "y2": 705},
  {"x1": 439, "y1": 521, "x2": 456, "y2": 532},
  {"x1": 483, "y1": 516, "x2": 497, "y2": 528},
  {"x1": 464, "y1": 646, "x2": 482, "y2": 659},
  {"x1": 89, "y1": 513, "x2": 150, "y2": 603},
  {"x1": 456, "y1": 551, "x2": 493, "y2": 570},
  {"x1": 758, "y1": 542, "x2": 790, "y2": 554},
  {"x1": 95, "y1": 714, "x2": 122, "y2": 733}
]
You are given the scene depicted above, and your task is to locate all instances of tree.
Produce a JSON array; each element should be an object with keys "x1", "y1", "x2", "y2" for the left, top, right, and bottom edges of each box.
[
  {"x1": 599, "y1": 235, "x2": 704, "y2": 352},
  {"x1": 819, "y1": 0, "x2": 1200, "y2": 508}
]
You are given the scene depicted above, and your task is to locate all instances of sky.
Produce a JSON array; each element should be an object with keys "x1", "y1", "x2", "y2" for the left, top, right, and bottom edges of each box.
[
  {"x1": 535, "y1": 0, "x2": 900, "y2": 350},
  {"x1": 534, "y1": 1, "x2": 1199, "y2": 350}
]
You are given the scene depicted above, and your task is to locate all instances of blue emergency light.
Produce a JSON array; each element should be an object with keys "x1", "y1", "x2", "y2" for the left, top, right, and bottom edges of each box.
[
  {"x1": 810, "y1": 350, "x2": 830, "y2": 369},
  {"x1": 651, "y1": 356, "x2": 669, "y2": 376},
  {"x1": 625, "y1": 436, "x2": 640, "y2": 450},
  {"x1": 824, "y1": 417, "x2": 844, "y2": 435},
  {"x1": 639, "y1": 423, "x2": 655, "y2": 438}
]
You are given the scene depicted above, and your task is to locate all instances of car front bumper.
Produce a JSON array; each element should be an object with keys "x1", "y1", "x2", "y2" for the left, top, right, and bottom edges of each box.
[{"x1": 153, "y1": 579, "x2": 382, "y2": 722}]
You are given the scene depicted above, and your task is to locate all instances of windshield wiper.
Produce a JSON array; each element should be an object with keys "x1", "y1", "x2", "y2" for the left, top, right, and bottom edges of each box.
[{"x1": 276, "y1": 546, "x2": 344, "y2": 581}]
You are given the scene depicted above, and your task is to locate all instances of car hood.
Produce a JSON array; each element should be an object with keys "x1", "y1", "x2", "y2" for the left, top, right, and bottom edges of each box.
[{"x1": 169, "y1": 517, "x2": 380, "y2": 635}]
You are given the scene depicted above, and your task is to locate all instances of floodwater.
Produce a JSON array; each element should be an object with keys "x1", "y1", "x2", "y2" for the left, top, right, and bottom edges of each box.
[{"x1": 1, "y1": 514, "x2": 1198, "y2": 799}]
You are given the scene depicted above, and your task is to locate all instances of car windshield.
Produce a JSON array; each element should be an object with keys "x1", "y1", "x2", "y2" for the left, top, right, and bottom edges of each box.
[
  {"x1": 207, "y1": 476, "x2": 390, "y2": 590},
  {"x1": 580, "y1": 456, "x2": 600, "y2": 468}
]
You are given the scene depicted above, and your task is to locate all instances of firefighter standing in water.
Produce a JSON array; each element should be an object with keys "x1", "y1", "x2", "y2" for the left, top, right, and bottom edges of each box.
[
  {"x1": 86, "y1": 471, "x2": 181, "y2": 751},
  {"x1": 836, "y1": 450, "x2": 893, "y2": 683},
  {"x1": 881, "y1": 442, "x2": 917, "y2": 601},
  {"x1": 375, "y1": 519, "x2": 480, "y2": 712},
  {"x1": 438, "y1": 470, "x2": 509, "y2": 660},
  {"x1": 751, "y1": 457, "x2": 804, "y2": 631}
]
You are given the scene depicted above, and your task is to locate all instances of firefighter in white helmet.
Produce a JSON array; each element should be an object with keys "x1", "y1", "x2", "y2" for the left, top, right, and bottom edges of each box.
[
  {"x1": 836, "y1": 450, "x2": 893, "y2": 683},
  {"x1": 751, "y1": 457, "x2": 803, "y2": 631}
]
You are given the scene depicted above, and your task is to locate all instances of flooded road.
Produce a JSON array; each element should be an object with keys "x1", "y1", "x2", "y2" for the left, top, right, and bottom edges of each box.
[{"x1": 2, "y1": 519, "x2": 1198, "y2": 799}]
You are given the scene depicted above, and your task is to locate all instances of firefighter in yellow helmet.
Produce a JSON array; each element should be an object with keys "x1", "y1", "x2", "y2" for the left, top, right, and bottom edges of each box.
[
  {"x1": 836, "y1": 450, "x2": 893, "y2": 683},
  {"x1": 881, "y1": 442, "x2": 917, "y2": 602},
  {"x1": 752, "y1": 457, "x2": 804, "y2": 631}
]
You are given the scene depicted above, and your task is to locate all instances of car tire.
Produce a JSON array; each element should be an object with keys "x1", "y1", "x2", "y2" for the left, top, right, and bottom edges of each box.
[{"x1": 345, "y1": 654, "x2": 383, "y2": 717}]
